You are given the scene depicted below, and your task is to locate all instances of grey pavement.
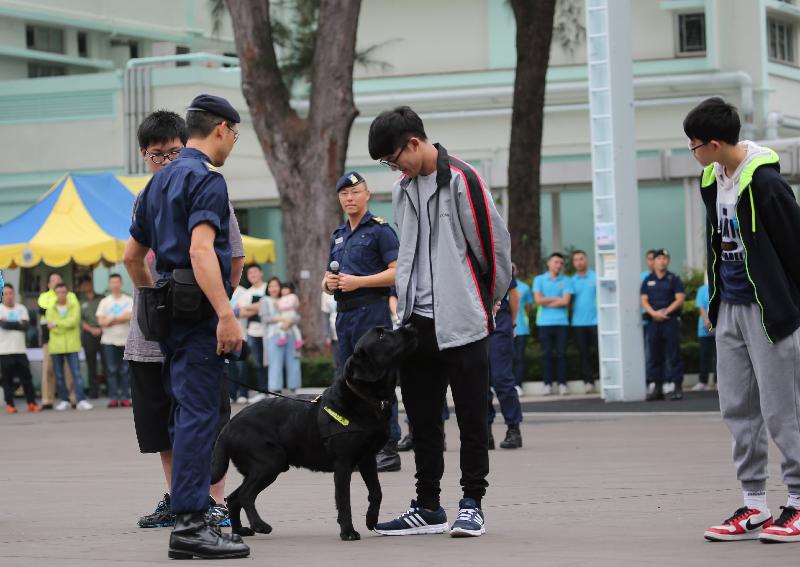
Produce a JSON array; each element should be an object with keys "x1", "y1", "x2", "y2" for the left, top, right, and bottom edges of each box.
[{"x1": 2, "y1": 400, "x2": 799, "y2": 566}]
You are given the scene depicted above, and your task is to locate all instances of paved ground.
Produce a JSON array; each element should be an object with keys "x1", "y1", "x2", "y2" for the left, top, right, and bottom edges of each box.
[{"x1": 2, "y1": 397, "x2": 798, "y2": 566}]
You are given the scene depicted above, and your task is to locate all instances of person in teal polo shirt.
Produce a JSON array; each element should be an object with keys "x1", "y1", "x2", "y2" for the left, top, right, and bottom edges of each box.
[
  {"x1": 570, "y1": 251, "x2": 598, "y2": 394},
  {"x1": 693, "y1": 274, "x2": 716, "y2": 391},
  {"x1": 512, "y1": 263, "x2": 533, "y2": 391},
  {"x1": 533, "y1": 253, "x2": 573, "y2": 395}
]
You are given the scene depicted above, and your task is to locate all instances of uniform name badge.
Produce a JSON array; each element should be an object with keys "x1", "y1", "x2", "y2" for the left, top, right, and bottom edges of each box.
[
  {"x1": 647, "y1": 280, "x2": 656, "y2": 286},
  {"x1": 335, "y1": 237, "x2": 344, "y2": 244}
]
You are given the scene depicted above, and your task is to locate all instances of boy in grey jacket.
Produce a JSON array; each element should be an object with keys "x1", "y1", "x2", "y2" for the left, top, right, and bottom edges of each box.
[{"x1": 368, "y1": 106, "x2": 512, "y2": 538}]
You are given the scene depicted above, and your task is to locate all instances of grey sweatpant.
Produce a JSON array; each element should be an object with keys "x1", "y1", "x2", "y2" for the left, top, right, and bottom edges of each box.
[{"x1": 717, "y1": 302, "x2": 800, "y2": 493}]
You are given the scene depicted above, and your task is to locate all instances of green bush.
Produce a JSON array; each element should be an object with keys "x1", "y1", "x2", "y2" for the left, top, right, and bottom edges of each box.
[{"x1": 301, "y1": 355, "x2": 336, "y2": 387}]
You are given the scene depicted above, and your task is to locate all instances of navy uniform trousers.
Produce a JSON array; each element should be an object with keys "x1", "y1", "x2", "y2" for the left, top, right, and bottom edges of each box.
[
  {"x1": 645, "y1": 317, "x2": 684, "y2": 387},
  {"x1": 336, "y1": 300, "x2": 400, "y2": 440},
  {"x1": 160, "y1": 316, "x2": 225, "y2": 514},
  {"x1": 488, "y1": 310, "x2": 522, "y2": 426}
]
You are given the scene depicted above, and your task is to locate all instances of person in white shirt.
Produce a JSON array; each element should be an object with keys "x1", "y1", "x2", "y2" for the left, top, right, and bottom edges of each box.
[
  {"x1": 236, "y1": 265, "x2": 268, "y2": 403},
  {"x1": 96, "y1": 273, "x2": 133, "y2": 407},
  {"x1": 0, "y1": 283, "x2": 40, "y2": 413}
]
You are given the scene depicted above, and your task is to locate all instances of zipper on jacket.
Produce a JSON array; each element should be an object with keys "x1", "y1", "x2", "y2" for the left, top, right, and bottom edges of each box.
[
  {"x1": 402, "y1": 188, "x2": 417, "y2": 324},
  {"x1": 707, "y1": 223, "x2": 718, "y2": 333},
  {"x1": 426, "y1": 191, "x2": 436, "y2": 329},
  {"x1": 735, "y1": 196, "x2": 772, "y2": 344}
]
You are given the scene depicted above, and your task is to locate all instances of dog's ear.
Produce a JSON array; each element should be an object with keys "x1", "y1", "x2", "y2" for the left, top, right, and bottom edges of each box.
[{"x1": 344, "y1": 347, "x2": 382, "y2": 383}]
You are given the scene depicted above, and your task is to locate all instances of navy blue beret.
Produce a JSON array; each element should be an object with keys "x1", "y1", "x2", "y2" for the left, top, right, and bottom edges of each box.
[
  {"x1": 187, "y1": 94, "x2": 241, "y2": 124},
  {"x1": 336, "y1": 171, "x2": 366, "y2": 192}
]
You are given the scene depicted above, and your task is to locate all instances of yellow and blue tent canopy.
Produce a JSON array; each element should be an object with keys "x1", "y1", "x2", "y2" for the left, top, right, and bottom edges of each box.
[{"x1": 0, "y1": 172, "x2": 276, "y2": 269}]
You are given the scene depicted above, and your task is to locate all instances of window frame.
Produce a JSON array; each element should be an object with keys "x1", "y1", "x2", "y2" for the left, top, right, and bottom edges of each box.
[
  {"x1": 675, "y1": 12, "x2": 707, "y2": 57},
  {"x1": 768, "y1": 16, "x2": 797, "y2": 65}
]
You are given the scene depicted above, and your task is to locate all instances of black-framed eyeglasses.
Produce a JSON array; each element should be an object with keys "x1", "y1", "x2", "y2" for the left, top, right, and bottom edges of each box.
[
  {"x1": 689, "y1": 141, "x2": 708, "y2": 152},
  {"x1": 378, "y1": 140, "x2": 410, "y2": 169},
  {"x1": 145, "y1": 149, "x2": 181, "y2": 164}
]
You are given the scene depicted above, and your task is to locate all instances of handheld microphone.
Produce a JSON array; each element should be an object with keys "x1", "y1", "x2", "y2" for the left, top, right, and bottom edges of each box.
[{"x1": 329, "y1": 261, "x2": 340, "y2": 275}]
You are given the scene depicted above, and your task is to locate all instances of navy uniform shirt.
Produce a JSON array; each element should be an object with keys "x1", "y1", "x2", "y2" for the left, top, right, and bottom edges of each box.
[
  {"x1": 640, "y1": 270, "x2": 685, "y2": 313},
  {"x1": 130, "y1": 147, "x2": 232, "y2": 286},
  {"x1": 498, "y1": 276, "x2": 518, "y2": 314},
  {"x1": 328, "y1": 211, "x2": 399, "y2": 299}
]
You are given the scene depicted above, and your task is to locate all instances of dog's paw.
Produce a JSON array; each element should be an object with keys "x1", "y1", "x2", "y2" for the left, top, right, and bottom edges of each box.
[
  {"x1": 340, "y1": 529, "x2": 361, "y2": 541},
  {"x1": 252, "y1": 520, "x2": 272, "y2": 534},
  {"x1": 233, "y1": 526, "x2": 256, "y2": 537},
  {"x1": 366, "y1": 511, "x2": 379, "y2": 531}
]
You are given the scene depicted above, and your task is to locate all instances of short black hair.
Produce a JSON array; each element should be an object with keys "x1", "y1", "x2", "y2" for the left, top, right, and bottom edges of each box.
[
  {"x1": 646, "y1": 249, "x2": 657, "y2": 257},
  {"x1": 108, "y1": 273, "x2": 122, "y2": 281},
  {"x1": 368, "y1": 106, "x2": 427, "y2": 159},
  {"x1": 78, "y1": 275, "x2": 92, "y2": 285},
  {"x1": 548, "y1": 252, "x2": 565, "y2": 260},
  {"x1": 137, "y1": 110, "x2": 187, "y2": 149},
  {"x1": 47, "y1": 271, "x2": 61, "y2": 281},
  {"x1": 3, "y1": 282, "x2": 13, "y2": 290},
  {"x1": 281, "y1": 281, "x2": 296, "y2": 293},
  {"x1": 54, "y1": 282, "x2": 67, "y2": 291},
  {"x1": 246, "y1": 263, "x2": 262, "y2": 273},
  {"x1": 683, "y1": 97, "x2": 740, "y2": 145},
  {"x1": 572, "y1": 250, "x2": 588, "y2": 257},
  {"x1": 186, "y1": 110, "x2": 228, "y2": 140}
]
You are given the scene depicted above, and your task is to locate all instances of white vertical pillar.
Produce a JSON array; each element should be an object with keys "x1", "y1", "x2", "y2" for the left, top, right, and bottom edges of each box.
[{"x1": 585, "y1": 0, "x2": 646, "y2": 401}]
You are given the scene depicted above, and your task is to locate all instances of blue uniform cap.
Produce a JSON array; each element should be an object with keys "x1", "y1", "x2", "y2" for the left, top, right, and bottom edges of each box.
[
  {"x1": 187, "y1": 94, "x2": 241, "y2": 124},
  {"x1": 653, "y1": 248, "x2": 670, "y2": 259},
  {"x1": 336, "y1": 171, "x2": 365, "y2": 192}
]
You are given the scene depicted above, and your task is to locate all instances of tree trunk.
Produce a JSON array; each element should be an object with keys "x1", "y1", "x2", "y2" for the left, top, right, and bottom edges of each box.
[
  {"x1": 225, "y1": 0, "x2": 361, "y2": 353},
  {"x1": 507, "y1": 0, "x2": 556, "y2": 279}
]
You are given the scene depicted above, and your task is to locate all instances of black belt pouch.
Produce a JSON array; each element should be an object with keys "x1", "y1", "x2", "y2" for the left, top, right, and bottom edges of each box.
[
  {"x1": 138, "y1": 279, "x2": 172, "y2": 341},
  {"x1": 171, "y1": 268, "x2": 214, "y2": 321}
]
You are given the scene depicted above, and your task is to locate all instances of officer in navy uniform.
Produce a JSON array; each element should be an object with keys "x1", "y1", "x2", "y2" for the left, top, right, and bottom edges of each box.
[
  {"x1": 487, "y1": 278, "x2": 523, "y2": 449},
  {"x1": 640, "y1": 248, "x2": 686, "y2": 402},
  {"x1": 125, "y1": 94, "x2": 250, "y2": 560},
  {"x1": 322, "y1": 171, "x2": 401, "y2": 472}
]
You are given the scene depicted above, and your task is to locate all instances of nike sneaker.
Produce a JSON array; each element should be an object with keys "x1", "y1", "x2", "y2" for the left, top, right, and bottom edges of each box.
[
  {"x1": 759, "y1": 506, "x2": 800, "y2": 543},
  {"x1": 704, "y1": 506, "x2": 772, "y2": 541}
]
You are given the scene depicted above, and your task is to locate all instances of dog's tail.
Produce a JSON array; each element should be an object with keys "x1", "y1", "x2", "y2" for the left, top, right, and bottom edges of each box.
[{"x1": 210, "y1": 432, "x2": 230, "y2": 485}]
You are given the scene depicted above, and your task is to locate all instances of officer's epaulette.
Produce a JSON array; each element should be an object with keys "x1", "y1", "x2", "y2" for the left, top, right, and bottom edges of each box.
[
  {"x1": 204, "y1": 162, "x2": 220, "y2": 174},
  {"x1": 371, "y1": 216, "x2": 387, "y2": 224}
]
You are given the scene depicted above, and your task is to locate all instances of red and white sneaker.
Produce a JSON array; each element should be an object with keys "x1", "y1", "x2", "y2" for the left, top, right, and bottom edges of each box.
[
  {"x1": 759, "y1": 506, "x2": 800, "y2": 543},
  {"x1": 704, "y1": 507, "x2": 772, "y2": 541}
]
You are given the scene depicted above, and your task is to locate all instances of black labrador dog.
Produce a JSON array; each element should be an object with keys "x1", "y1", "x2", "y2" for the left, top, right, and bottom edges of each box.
[{"x1": 211, "y1": 324, "x2": 418, "y2": 541}]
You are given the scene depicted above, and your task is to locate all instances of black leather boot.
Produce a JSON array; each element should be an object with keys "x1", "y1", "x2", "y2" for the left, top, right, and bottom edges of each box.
[
  {"x1": 376, "y1": 440, "x2": 401, "y2": 472},
  {"x1": 397, "y1": 433, "x2": 414, "y2": 452},
  {"x1": 646, "y1": 383, "x2": 664, "y2": 401},
  {"x1": 168, "y1": 512, "x2": 250, "y2": 560},
  {"x1": 500, "y1": 425, "x2": 522, "y2": 449}
]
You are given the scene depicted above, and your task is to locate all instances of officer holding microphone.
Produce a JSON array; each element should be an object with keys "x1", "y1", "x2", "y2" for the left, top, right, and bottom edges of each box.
[
  {"x1": 124, "y1": 94, "x2": 249, "y2": 560},
  {"x1": 322, "y1": 171, "x2": 401, "y2": 470}
]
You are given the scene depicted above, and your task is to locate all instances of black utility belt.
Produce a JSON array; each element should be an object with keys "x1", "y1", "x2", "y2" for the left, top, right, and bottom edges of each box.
[
  {"x1": 336, "y1": 294, "x2": 385, "y2": 313},
  {"x1": 137, "y1": 268, "x2": 216, "y2": 342}
]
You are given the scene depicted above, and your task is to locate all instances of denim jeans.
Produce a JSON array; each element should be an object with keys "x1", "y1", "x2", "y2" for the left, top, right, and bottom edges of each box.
[
  {"x1": 266, "y1": 334, "x2": 302, "y2": 390},
  {"x1": 247, "y1": 335, "x2": 268, "y2": 391},
  {"x1": 538, "y1": 325, "x2": 568, "y2": 385},
  {"x1": 52, "y1": 352, "x2": 86, "y2": 402},
  {"x1": 103, "y1": 344, "x2": 130, "y2": 401}
]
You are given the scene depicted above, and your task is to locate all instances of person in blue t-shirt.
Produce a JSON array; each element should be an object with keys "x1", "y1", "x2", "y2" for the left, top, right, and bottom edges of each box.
[
  {"x1": 570, "y1": 251, "x2": 598, "y2": 394},
  {"x1": 511, "y1": 263, "x2": 533, "y2": 390},
  {"x1": 693, "y1": 275, "x2": 716, "y2": 391},
  {"x1": 640, "y1": 249, "x2": 685, "y2": 401},
  {"x1": 533, "y1": 253, "x2": 574, "y2": 395}
]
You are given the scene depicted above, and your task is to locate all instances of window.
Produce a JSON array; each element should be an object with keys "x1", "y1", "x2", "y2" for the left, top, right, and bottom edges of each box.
[
  {"x1": 28, "y1": 63, "x2": 66, "y2": 78},
  {"x1": 77, "y1": 32, "x2": 88, "y2": 58},
  {"x1": 130, "y1": 41, "x2": 139, "y2": 59},
  {"x1": 768, "y1": 18, "x2": 795, "y2": 64},
  {"x1": 25, "y1": 25, "x2": 64, "y2": 54},
  {"x1": 677, "y1": 13, "x2": 706, "y2": 55},
  {"x1": 175, "y1": 45, "x2": 190, "y2": 67}
]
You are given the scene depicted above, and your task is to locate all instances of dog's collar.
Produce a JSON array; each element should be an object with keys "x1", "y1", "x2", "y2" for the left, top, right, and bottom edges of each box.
[{"x1": 344, "y1": 378, "x2": 391, "y2": 414}]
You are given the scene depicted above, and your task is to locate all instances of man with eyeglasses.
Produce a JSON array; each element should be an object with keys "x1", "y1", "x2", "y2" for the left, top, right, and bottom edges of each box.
[
  {"x1": 124, "y1": 95, "x2": 249, "y2": 560},
  {"x1": 322, "y1": 171, "x2": 401, "y2": 472}
]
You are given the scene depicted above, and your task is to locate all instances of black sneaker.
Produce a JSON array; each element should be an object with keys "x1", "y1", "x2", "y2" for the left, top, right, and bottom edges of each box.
[
  {"x1": 397, "y1": 434, "x2": 414, "y2": 452},
  {"x1": 374, "y1": 499, "x2": 449, "y2": 535},
  {"x1": 499, "y1": 426, "x2": 522, "y2": 449},
  {"x1": 646, "y1": 384, "x2": 664, "y2": 401},
  {"x1": 376, "y1": 440, "x2": 401, "y2": 472},
  {"x1": 139, "y1": 493, "x2": 175, "y2": 528},
  {"x1": 670, "y1": 385, "x2": 684, "y2": 401},
  {"x1": 207, "y1": 496, "x2": 231, "y2": 527}
]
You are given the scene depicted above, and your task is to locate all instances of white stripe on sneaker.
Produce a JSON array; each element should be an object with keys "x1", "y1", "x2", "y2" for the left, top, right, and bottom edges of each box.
[{"x1": 405, "y1": 516, "x2": 420, "y2": 528}]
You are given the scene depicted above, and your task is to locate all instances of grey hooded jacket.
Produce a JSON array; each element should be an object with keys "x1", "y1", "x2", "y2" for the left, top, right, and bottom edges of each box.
[{"x1": 392, "y1": 143, "x2": 512, "y2": 350}]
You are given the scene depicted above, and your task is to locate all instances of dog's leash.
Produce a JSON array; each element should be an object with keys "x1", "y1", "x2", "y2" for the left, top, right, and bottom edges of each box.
[{"x1": 225, "y1": 375, "x2": 317, "y2": 405}]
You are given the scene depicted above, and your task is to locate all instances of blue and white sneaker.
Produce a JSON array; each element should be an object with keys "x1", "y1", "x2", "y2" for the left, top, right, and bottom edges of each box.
[
  {"x1": 374, "y1": 499, "x2": 449, "y2": 535},
  {"x1": 207, "y1": 496, "x2": 231, "y2": 527},
  {"x1": 450, "y1": 498, "x2": 485, "y2": 537}
]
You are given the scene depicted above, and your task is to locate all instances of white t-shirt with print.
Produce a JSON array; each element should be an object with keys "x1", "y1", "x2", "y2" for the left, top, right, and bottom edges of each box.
[
  {"x1": 238, "y1": 283, "x2": 267, "y2": 338},
  {"x1": 96, "y1": 294, "x2": 133, "y2": 346},
  {"x1": 0, "y1": 303, "x2": 29, "y2": 355}
]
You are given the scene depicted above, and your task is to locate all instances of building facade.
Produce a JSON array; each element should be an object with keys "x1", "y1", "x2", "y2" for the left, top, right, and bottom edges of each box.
[{"x1": 2, "y1": 0, "x2": 800, "y2": 289}]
